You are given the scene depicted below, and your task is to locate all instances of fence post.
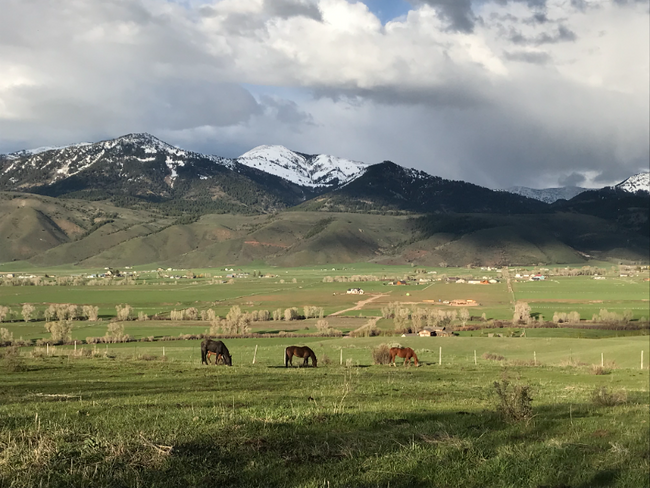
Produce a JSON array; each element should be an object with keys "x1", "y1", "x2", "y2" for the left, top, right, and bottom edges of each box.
[
  {"x1": 642, "y1": 350, "x2": 644, "y2": 370},
  {"x1": 74, "y1": 341, "x2": 77, "y2": 352},
  {"x1": 252, "y1": 345, "x2": 258, "y2": 364},
  {"x1": 474, "y1": 350, "x2": 477, "y2": 365},
  {"x1": 439, "y1": 346, "x2": 442, "y2": 366},
  {"x1": 163, "y1": 347, "x2": 165, "y2": 357},
  {"x1": 340, "y1": 348, "x2": 343, "y2": 366},
  {"x1": 46, "y1": 343, "x2": 49, "y2": 356},
  {"x1": 601, "y1": 353, "x2": 604, "y2": 367},
  {"x1": 534, "y1": 351, "x2": 537, "y2": 366}
]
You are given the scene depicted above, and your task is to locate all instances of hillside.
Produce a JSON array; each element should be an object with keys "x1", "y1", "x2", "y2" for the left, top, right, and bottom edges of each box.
[
  {"x1": 295, "y1": 162, "x2": 547, "y2": 214},
  {"x1": 0, "y1": 193, "x2": 646, "y2": 267},
  {"x1": 1, "y1": 135, "x2": 647, "y2": 268}
]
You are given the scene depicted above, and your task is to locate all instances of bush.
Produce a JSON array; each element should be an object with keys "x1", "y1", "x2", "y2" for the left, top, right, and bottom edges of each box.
[
  {"x1": 0, "y1": 345, "x2": 19, "y2": 359},
  {"x1": 493, "y1": 379, "x2": 533, "y2": 423},
  {"x1": 320, "y1": 354, "x2": 332, "y2": 365},
  {"x1": 44, "y1": 320, "x2": 73, "y2": 343},
  {"x1": 372, "y1": 344, "x2": 392, "y2": 365},
  {"x1": 591, "y1": 386, "x2": 627, "y2": 406},
  {"x1": 483, "y1": 352, "x2": 505, "y2": 361},
  {"x1": 0, "y1": 327, "x2": 14, "y2": 345},
  {"x1": 591, "y1": 365, "x2": 610, "y2": 375},
  {"x1": 350, "y1": 318, "x2": 380, "y2": 338}
]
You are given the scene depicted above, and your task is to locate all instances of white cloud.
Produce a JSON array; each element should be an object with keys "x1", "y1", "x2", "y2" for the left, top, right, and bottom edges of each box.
[{"x1": 0, "y1": 0, "x2": 647, "y2": 188}]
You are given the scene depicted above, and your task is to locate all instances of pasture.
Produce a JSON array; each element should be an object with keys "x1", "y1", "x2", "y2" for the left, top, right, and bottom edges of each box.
[
  {"x1": 1, "y1": 263, "x2": 649, "y2": 487},
  {"x1": 1, "y1": 336, "x2": 649, "y2": 487}
]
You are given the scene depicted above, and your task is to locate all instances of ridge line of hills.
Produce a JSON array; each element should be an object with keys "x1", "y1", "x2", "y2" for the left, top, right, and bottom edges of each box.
[{"x1": 0, "y1": 133, "x2": 648, "y2": 268}]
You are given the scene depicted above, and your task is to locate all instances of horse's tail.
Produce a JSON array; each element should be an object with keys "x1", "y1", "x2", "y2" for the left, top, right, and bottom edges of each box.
[{"x1": 284, "y1": 347, "x2": 289, "y2": 367}]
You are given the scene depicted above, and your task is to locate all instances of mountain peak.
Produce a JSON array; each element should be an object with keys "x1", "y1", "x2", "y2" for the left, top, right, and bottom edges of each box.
[
  {"x1": 237, "y1": 145, "x2": 367, "y2": 187},
  {"x1": 615, "y1": 172, "x2": 649, "y2": 193}
]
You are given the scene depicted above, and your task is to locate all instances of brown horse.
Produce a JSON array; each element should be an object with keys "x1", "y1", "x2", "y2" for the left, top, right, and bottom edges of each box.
[
  {"x1": 285, "y1": 346, "x2": 317, "y2": 367},
  {"x1": 389, "y1": 347, "x2": 418, "y2": 367}
]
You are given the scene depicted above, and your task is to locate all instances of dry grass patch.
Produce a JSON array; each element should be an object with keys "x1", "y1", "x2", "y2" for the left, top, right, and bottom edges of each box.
[{"x1": 591, "y1": 386, "x2": 627, "y2": 407}]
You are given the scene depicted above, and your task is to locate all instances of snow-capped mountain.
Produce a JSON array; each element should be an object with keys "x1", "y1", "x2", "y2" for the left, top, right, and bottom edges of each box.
[
  {"x1": 503, "y1": 186, "x2": 587, "y2": 204},
  {"x1": 237, "y1": 145, "x2": 367, "y2": 187},
  {"x1": 615, "y1": 172, "x2": 649, "y2": 193},
  {"x1": 0, "y1": 133, "x2": 234, "y2": 190}
]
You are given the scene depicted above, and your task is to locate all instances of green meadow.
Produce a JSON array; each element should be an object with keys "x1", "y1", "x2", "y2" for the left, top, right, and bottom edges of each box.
[
  {"x1": 1, "y1": 337, "x2": 648, "y2": 488},
  {"x1": 1, "y1": 263, "x2": 649, "y2": 487}
]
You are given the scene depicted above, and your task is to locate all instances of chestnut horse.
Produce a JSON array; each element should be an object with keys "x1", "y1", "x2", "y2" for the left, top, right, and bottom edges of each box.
[
  {"x1": 285, "y1": 346, "x2": 317, "y2": 367},
  {"x1": 201, "y1": 339, "x2": 232, "y2": 366},
  {"x1": 389, "y1": 347, "x2": 418, "y2": 367}
]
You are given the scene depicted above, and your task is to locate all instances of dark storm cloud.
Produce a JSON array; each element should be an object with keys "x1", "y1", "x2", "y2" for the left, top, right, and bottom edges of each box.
[
  {"x1": 264, "y1": 0, "x2": 322, "y2": 21},
  {"x1": 312, "y1": 83, "x2": 489, "y2": 110},
  {"x1": 510, "y1": 24, "x2": 577, "y2": 45},
  {"x1": 260, "y1": 95, "x2": 315, "y2": 127},
  {"x1": 558, "y1": 172, "x2": 587, "y2": 186},
  {"x1": 410, "y1": 0, "x2": 476, "y2": 32}
]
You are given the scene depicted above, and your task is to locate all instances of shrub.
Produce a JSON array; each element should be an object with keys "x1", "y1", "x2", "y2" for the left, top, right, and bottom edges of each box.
[
  {"x1": 115, "y1": 304, "x2": 132, "y2": 321},
  {"x1": 0, "y1": 345, "x2": 19, "y2": 358},
  {"x1": 372, "y1": 344, "x2": 392, "y2": 365},
  {"x1": 284, "y1": 308, "x2": 299, "y2": 321},
  {"x1": 350, "y1": 318, "x2": 380, "y2": 338},
  {"x1": 0, "y1": 306, "x2": 10, "y2": 323},
  {"x1": 0, "y1": 327, "x2": 14, "y2": 344},
  {"x1": 320, "y1": 354, "x2": 332, "y2": 365},
  {"x1": 591, "y1": 386, "x2": 627, "y2": 407},
  {"x1": 483, "y1": 352, "x2": 505, "y2": 361},
  {"x1": 591, "y1": 365, "x2": 610, "y2": 375},
  {"x1": 44, "y1": 320, "x2": 73, "y2": 343},
  {"x1": 21, "y1": 304, "x2": 36, "y2": 322},
  {"x1": 512, "y1": 302, "x2": 531, "y2": 325},
  {"x1": 105, "y1": 322, "x2": 126, "y2": 343},
  {"x1": 82, "y1": 305, "x2": 99, "y2": 321},
  {"x1": 493, "y1": 379, "x2": 533, "y2": 423}
]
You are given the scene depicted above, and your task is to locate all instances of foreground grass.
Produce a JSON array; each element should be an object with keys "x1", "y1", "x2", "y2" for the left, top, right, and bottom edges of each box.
[{"x1": 1, "y1": 351, "x2": 648, "y2": 488}]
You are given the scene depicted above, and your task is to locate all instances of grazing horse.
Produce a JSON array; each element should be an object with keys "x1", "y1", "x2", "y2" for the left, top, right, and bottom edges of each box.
[
  {"x1": 285, "y1": 346, "x2": 317, "y2": 368},
  {"x1": 389, "y1": 347, "x2": 418, "y2": 367},
  {"x1": 201, "y1": 339, "x2": 232, "y2": 366}
]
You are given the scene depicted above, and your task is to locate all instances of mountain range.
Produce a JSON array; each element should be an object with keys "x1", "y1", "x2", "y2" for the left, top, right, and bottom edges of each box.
[{"x1": 0, "y1": 134, "x2": 647, "y2": 267}]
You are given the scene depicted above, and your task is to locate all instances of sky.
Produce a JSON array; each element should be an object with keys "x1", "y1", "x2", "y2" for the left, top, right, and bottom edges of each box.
[{"x1": 0, "y1": 0, "x2": 648, "y2": 189}]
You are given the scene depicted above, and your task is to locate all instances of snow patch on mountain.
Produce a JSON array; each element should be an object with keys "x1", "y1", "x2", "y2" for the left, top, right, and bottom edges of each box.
[
  {"x1": 504, "y1": 186, "x2": 587, "y2": 203},
  {"x1": 615, "y1": 172, "x2": 649, "y2": 193},
  {"x1": 237, "y1": 145, "x2": 367, "y2": 187}
]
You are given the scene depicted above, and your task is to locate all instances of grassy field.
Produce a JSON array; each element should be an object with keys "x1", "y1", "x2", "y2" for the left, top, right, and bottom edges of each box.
[
  {"x1": 1, "y1": 264, "x2": 649, "y2": 487},
  {"x1": 1, "y1": 336, "x2": 648, "y2": 487}
]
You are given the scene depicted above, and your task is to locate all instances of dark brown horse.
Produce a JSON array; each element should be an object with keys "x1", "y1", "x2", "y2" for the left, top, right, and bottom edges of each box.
[
  {"x1": 201, "y1": 339, "x2": 232, "y2": 366},
  {"x1": 285, "y1": 346, "x2": 317, "y2": 367},
  {"x1": 389, "y1": 347, "x2": 418, "y2": 367}
]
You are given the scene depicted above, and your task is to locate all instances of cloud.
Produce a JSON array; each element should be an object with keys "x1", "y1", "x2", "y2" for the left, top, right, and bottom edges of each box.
[
  {"x1": 0, "y1": 0, "x2": 647, "y2": 189},
  {"x1": 410, "y1": 0, "x2": 476, "y2": 32},
  {"x1": 558, "y1": 172, "x2": 586, "y2": 187}
]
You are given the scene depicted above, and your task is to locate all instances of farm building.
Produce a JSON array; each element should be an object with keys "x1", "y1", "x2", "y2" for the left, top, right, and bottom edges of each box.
[
  {"x1": 418, "y1": 327, "x2": 451, "y2": 337},
  {"x1": 346, "y1": 288, "x2": 364, "y2": 294},
  {"x1": 449, "y1": 299, "x2": 479, "y2": 307}
]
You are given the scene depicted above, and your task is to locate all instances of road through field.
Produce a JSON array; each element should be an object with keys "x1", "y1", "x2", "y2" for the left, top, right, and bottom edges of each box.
[{"x1": 330, "y1": 293, "x2": 388, "y2": 316}]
